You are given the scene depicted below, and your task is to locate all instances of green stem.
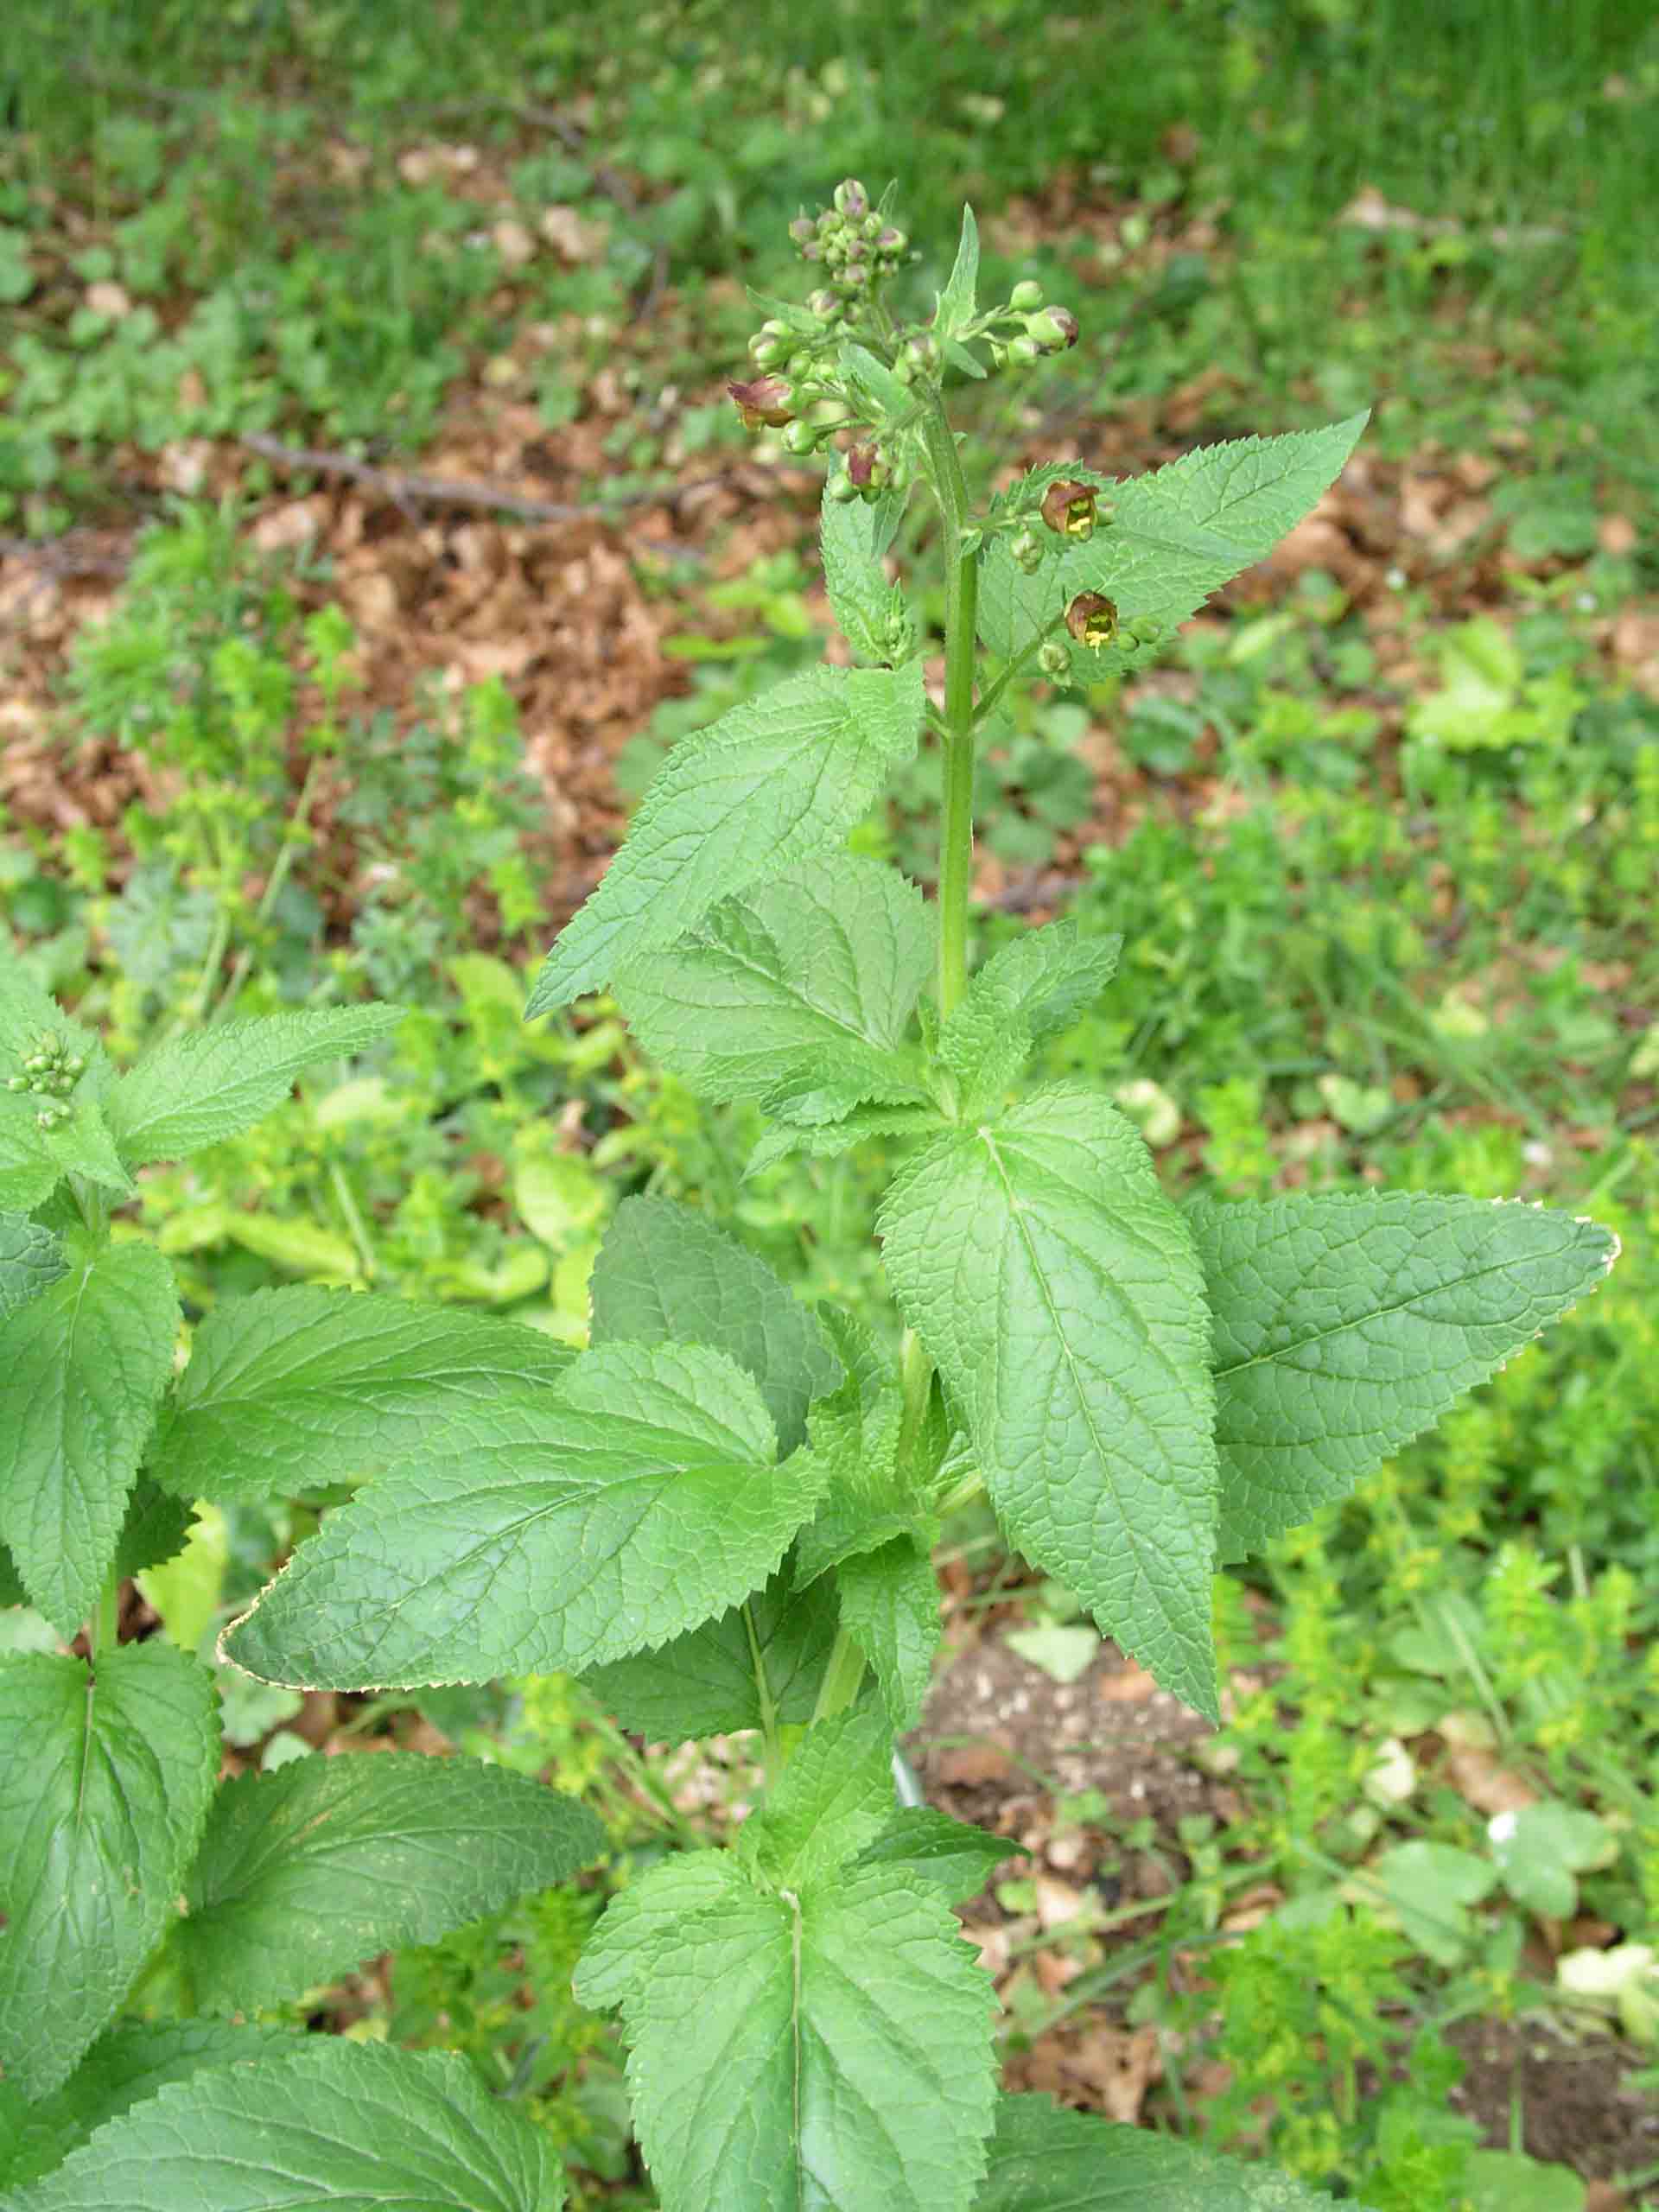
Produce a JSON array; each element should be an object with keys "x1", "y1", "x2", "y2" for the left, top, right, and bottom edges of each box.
[
  {"x1": 973, "y1": 608, "x2": 1068, "y2": 731},
  {"x1": 894, "y1": 1327, "x2": 933, "y2": 1467},
  {"x1": 810, "y1": 1626, "x2": 868, "y2": 1727},
  {"x1": 91, "y1": 1572, "x2": 119, "y2": 1661},
  {"x1": 918, "y1": 389, "x2": 978, "y2": 1020},
  {"x1": 742, "y1": 1600, "x2": 785, "y2": 1789}
]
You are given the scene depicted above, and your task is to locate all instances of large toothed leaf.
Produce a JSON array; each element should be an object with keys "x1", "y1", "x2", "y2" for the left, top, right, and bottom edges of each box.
[
  {"x1": 527, "y1": 659, "x2": 924, "y2": 1014},
  {"x1": 855, "y1": 1809, "x2": 1018, "y2": 1906},
  {"x1": 976, "y1": 417, "x2": 1368, "y2": 675},
  {"x1": 9, "y1": 2042, "x2": 565, "y2": 2212},
  {"x1": 819, "y1": 481, "x2": 918, "y2": 664},
  {"x1": 0, "y1": 1242, "x2": 179, "y2": 1631},
  {"x1": 740, "y1": 1708, "x2": 895, "y2": 1892},
  {"x1": 150, "y1": 1287, "x2": 572, "y2": 1503},
  {"x1": 0, "y1": 1643, "x2": 219, "y2": 2099},
  {"x1": 103, "y1": 1005, "x2": 405, "y2": 1167},
  {"x1": 0, "y1": 1211, "x2": 66, "y2": 1319},
  {"x1": 0, "y1": 1093, "x2": 132, "y2": 1208},
  {"x1": 940, "y1": 923, "x2": 1122, "y2": 1116},
  {"x1": 223, "y1": 1342, "x2": 826, "y2": 1689},
  {"x1": 172, "y1": 1752, "x2": 604, "y2": 2013},
  {"x1": 589, "y1": 1196, "x2": 841, "y2": 1457},
  {"x1": 582, "y1": 1561, "x2": 839, "y2": 1744},
  {"x1": 613, "y1": 853, "x2": 933, "y2": 1116},
  {"x1": 837, "y1": 1535, "x2": 942, "y2": 1730},
  {"x1": 579, "y1": 1863, "x2": 996, "y2": 2212},
  {"x1": 1189, "y1": 1191, "x2": 1621, "y2": 1560},
  {"x1": 0, "y1": 2024, "x2": 305, "y2": 2190},
  {"x1": 976, "y1": 2093, "x2": 1352, "y2": 2209},
  {"x1": 880, "y1": 1080, "x2": 1220, "y2": 1719}
]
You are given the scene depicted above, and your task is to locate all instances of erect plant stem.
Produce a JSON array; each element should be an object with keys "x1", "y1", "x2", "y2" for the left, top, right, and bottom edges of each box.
[
  {"x1": 810, "y1": 1625, "x2": 868, "y2": 1728},
  {"x1": 918, "y1": 390, "x2": 978, "y2": 1020}
]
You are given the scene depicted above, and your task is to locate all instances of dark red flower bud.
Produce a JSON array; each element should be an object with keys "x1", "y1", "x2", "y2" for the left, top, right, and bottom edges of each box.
[
  {"x1": 833, "y1": 178, "x2": 869, "y2": 219},
  {"x1": 845, "y1": 444, "x2": 880, "y2": 489},
  {"x1": 1065, "y1": 592, "x2": 1119, "y2": 649},
  {"x1": 1039, "y1": 479, "x2": 1098, "y2": 540},
  {"x1": 728, "y1": 375, "x2": 795, "y2": 429}
]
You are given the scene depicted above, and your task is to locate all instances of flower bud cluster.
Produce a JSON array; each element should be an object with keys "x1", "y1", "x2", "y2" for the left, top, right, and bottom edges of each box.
[
  {"x1": 980, "y1": 280, "x2": 1080, "y2": 371},
  {"x1": 6, "y1": 1029, "x2": 86, "y2": 1131},
  {"x1": 789, "y1": 181, "x2": 910, "y2": 302}
]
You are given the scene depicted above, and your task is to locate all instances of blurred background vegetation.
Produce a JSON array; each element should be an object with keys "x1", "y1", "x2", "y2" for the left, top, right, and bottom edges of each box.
[{"x1": 2, "y1": 2, "x2": 1656, "y2": 2204}]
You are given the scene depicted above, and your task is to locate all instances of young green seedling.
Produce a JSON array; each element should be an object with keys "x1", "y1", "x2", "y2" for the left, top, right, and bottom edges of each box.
[{"x1": 0, "y1": 183, "x2": 1617, "y2": 2211}]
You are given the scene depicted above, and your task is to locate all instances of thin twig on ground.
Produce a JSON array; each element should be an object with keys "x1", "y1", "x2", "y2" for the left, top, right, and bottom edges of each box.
[{"x1": 239, "y1": 434, "x2": 739, "y2": 525}]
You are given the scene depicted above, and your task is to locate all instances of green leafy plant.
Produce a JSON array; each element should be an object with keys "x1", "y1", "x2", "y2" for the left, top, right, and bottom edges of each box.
[{"x1": 1, "y1": 187, "x2": 1621, "y2": 2209}]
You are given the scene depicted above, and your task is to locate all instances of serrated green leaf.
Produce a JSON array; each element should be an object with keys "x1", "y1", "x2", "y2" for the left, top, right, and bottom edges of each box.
[
  {"x1": 0, "y1": 1242, "x2": 179, "y2": 1630},
  {"x1": 791, "y1": 1376, "x2": 918, "y2": 1586},
  {"x1": 10, "y1": 2041, "x2": 565, "y2": 2211},
  {"x1": 0, "y1": 2023, "x2": 305, "y2": 2190},
  {"x1": 0, "y1": 1212, "x2": 65, "y2": 1319},
  {"x1": 747, "y1": 1100, "x2": 944, "y2": 1176},
  {"x1": 937, "y1": 204, "x2": 980, "y2": 338},
  {"x1": 171, "y1": 1751, "x2": 603, "y2": 2013},
  {"x1": 0, "y1": 1643, "x2": 219, "y2": 2098},
  {"x1": 976, "y1": 2093, "x2": 1352, "y2": 2209},
  {"x1": 150, "y1": 1287, "x2": 573, "y2": 1504},
  {"x1": 583, "y1": 1562, "x2": 838, "y2": 1744},
  {"x1": 585, "y1": 1862, "x2": 996, "y2": 2212},
  {"x1": 114, "y1": 1479, "x2": 195, "y2": 1582},
  {"x1": 855, "y1": 1808, "x2": 1018, "y2": 1904},
  {"x1": 614, "y1": 854, "x2": 932, "y2": 1120},
  {"x1": 0, "y1": 1092, "x2": 131, "y2": 1209},
  {"x1": 741, "y1": 1707, "x2": 894, "y2": 1891},
  {"x1": 820, "y1": 481, "x2": 917, "y2": 664},
  {"x1": 589, "y1": 1196, "x2": 841, "y2": 1458},
  {"x1": 839, "y1": 340, "x2": 910, "y2": 420},
  {"x1": 838, "y1": 1535, "x2": 942, "y2": 1729},
  {"x1": 574, "y1": 1850, "x2": 751, "y2": 2014},
  {"x1": 942, "y1": 923, "x2": 1122, "y2": 1115},
  {"x1": 223, "y1": 1343, "x2": 826, "y2": 1689},
  {"x1": 976, "y1": 417, "x2": 1368, "y2": 676},
  {"x1": 880, "y1": 1080, "x2": 1220, "y2": 1719},
  {"x1": 528, "y1": 661, "x2": 924, "y2": 1014},
  {"x1": 1189, "y1": 1192, "x2": 1619, "y2": 1560},
  {"x1": 103, "y1": 1005, "x2": 406, "y2": 1167}
]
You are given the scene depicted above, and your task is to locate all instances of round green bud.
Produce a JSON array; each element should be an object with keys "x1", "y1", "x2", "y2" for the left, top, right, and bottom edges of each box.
[
  {"x1": 1027, "y1": 306, "x2": 1079, "y2": 352},
  {"x1": 64, "y1": 1055, "x2": 85, "y2": 1075},
  {"x1": 1010, "y1": 526, "x2": 1044, "y2": 574},
  {"x1": 23, "y1": 1055, "x2": 48, "y2": 1074},
  {"x1": 5, "y1": 1076, "x2": 26, "y2": 1093},
  {"x1": 833, "y1": 179, "x2": 869, "y2": 219},
  {"x1": 806, "y1": 289, "x2": 840, "y2": 321},
  {"x1": 893, "y1": 355, "x2": 916, "y2": 385},
  {"x1": 876, "y1": 226, "x2": 908, "y2": 258},
  {"x1": 1038, "y1": 639, "x2": 1071, "y2": 677},
  {"x1": 1009, "y1": 278, "x2": 1045, "y2": 311},
  {"x1": 782, "y1": 418, "x2": 818, "y2": 454},
  {"x1": 827, "y1": 467, "x2": 861, "y2": 504},
  {"x1": 789, "y1": 217, "x2": 817, "y2": 247},
  {"x1": 1008, "y1": 334, "x2": 1042, "y2": 365},
  {"x1": 749, "y1": 337, "x2": 787, "y2": 369},
  {"x1": 903, "y1": 334, "x2": 938, "y2": 371},
  {"x1": 1128, "y1": 615, "x2": 1165, "y2": 645}
]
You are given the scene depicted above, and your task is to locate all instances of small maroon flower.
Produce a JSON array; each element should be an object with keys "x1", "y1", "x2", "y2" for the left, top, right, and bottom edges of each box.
[
  {"x1": 1039, "y1": 479, "x2": 1098, "y2": 540},
  {"x1": 845, "y1": 444, "x2": 880, "y2": 489},
  {"x1": 728, "y1": 375, "x2": 794, "y2": 429},
  {"x1": 1065, "y1": 591, "x2": 1119, "y2": 649}
]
